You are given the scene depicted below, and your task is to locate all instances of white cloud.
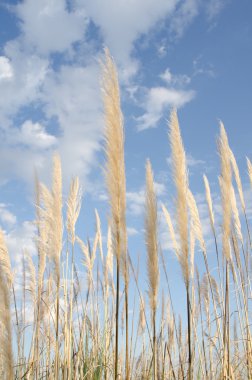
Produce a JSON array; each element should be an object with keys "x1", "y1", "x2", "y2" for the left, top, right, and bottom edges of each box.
[
  {"x1": 16, "y1": 0, "x2": 87, "y2": 55},
  {"x1": 9, "y1": 120, "x2": 58, "y2": 150},
  {"x1": 157, "y1": 43, "x2": 167, "y2": 58},
  {"x1": 193, "y1": 55, "x2": 215, "y2": 78},
  {"x1": 0, "y1": 56, "x2": 13, "y2": 80},
  {"x1": 160, "y1": 68, "x2": 191, "y2": 86},
  {"x1": 136, "y1": 86, "x2": 195, "y2": 131},
  {"x1": 77, "y1": 0, "x2": 179, "y2": 78},
  {"x1": 5, "y1": 220, "x2": 36, "y2": 265},
  {"x1": 169, "y1": 0, "x2": 200, "y2": 38},
  {"x1": 0, "y1": 42, "x2": 102, "y2": 186},
  {"x1": 186, "y1": 154, "x2": 205, "y2": 167},
  {"x1": 42, "y1": 62, "x2": 103, "y2": 183},
  {"x1": 127, "y1": 227, "x2": 139, "y2": 236},
  {"x1": 0, "y1": 41, "x2": 48, "y2": 120},
  {"x1": 127, "y1": 190, "x2": 145, "y2": 216},
  {"x1": 97, "y1": 192, "x2": 108, "y2": 202},
  {"x1": 0, "y1": 204, "x2": 17, "y2": 226},
  {"x1": 160, "y1": 69, "x2": 173, "y2": 83},
  {"x1": 205, "y1": 0, "x2": 226, "y2": 21},
  {"x1": 0, "y1": 0, "x2": 221, "y2": 188}
]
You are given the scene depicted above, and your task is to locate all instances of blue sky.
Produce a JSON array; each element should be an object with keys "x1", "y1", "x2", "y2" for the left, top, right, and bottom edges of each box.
[{"x1": 0, "y1": 0, "x2": 252, "y2": 310}]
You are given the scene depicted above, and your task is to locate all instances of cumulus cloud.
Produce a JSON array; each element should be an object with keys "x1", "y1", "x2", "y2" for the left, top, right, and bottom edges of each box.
[
  {"x1": 0, "y1": 204, "x2": 17, "y2": 226},
  {"x1": 16, "y1": 0, "x2": 87, "y2": 55},
  {"x1": 77, "y1": 0, "x2": 179, "y2": 79},
  {"x1": 0, "y1": 0, "x2": 223, "y2": 188},
  {"x1": 0, "y1": 41, "x2": 48, "y2": 121},
  {"x1": 9, "y1": 120, "x2": 58, "y2": 150},
  {"x1": 0, "y1": 56, "x2": 13, "y2": 80},
  {"x1": 42, "y1": 62, "x2": 103, "y2": 183},
  {"x1": 0, "y1": 44, "x2": 102, "y2": 186},
  {"x1": 136, "y1": 86, "x2": 195, "y2": 131}
]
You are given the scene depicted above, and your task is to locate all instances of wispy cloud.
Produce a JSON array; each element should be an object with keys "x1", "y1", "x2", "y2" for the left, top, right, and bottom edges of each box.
[
  {"x1": 160, "y1": 68, "x2": 191, "y2": 86},
  {"x1": 136, "y1": 86, "x2": 195, "y2": 131},
  {"x1": 205, "y1": 0, "x2": 227, "y2": 21},
  {"x1": 169, "y1": 0, "x2": 200, "y2": 38}
]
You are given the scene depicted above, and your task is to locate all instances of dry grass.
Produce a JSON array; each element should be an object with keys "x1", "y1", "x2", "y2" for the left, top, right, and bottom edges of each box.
[{"x1": 0, "y1": 50, "x2": 251, "y2": 379}]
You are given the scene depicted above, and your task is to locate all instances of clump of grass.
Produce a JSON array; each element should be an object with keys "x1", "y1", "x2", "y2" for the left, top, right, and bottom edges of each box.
[{"x1": 0, "y1": 49, "x2": 251, "y2": 380}]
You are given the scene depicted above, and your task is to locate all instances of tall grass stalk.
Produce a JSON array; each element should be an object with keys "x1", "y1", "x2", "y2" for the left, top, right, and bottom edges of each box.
[
  {"x1": 102, "y1": 48, "x2": 127, "y2": 380},
  {"x1": 145, "y1": 160, "x2": 159, "y2": 380}
]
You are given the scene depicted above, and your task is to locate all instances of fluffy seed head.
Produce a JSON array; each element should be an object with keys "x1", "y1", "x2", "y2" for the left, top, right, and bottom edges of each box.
[
  {"x1": 168, "y1": 109, "x2": 189, "y2": 285},
  {"x1": 145, "y1": 159, "x2": 159, "y2": 313},
  {"x1": 102, "y1": 48, "x2": 127, "y2": 265}
]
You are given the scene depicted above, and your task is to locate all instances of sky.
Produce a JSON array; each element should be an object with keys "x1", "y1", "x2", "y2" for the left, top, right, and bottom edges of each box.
[{"x1": 0, "y1": 0, "x2": 252, "y2": 312}]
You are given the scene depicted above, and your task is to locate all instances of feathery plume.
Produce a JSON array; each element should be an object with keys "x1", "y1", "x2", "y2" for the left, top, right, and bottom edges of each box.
[
  {"x1": 230, "y1": 149, "x2": 245, "y2": 211},
  {"x1": 145, "y1": 159, "x2": 159, "y2": 380},
  {"x1": 187, "y1": 189, "x2": 205, "y2": 252},
  {"x1": 77, "y1": 237, "x2": 95, "y2": 275},
  {"x1": 0, "y1": 231, "x2": 13, "y2": 379},
  {"x1": 230, "y1": 185, "x2": 243, "y2": 242},
  {"x1": 34, "y1": 176, "x2": 47, "y2": 289},
  {"x1": 95, "y1": 209, "x2": 104, "y2": 263},
  {"x1": 51, "y1": 153, "x2": 63, "y2": 278},
  {"x1": 102, "y1": 47, "x2": 127, "y2": 263},
  {"x1": 161, "y1": 204, "x2": 179, "y2": 257},
  {"x1": 247, "y1": 157, "x2": 252, "y2": 188},
  {"x1": 66, "y1": 177, "x2": 82, "y2": 245},
  {"x1": 203, "y1": 174, "x2": 215, "y2": 230},
  {"x1": 102, "y1": 48, "x2": 127, "y2": 380},
  {"x1": 190, "y1": 227, "x2": 195, "y2": 281},
  {"x1": 218, "y1": 122, "x2": 232, "y2": 261},
  {"x1": 106, "y1": 225, "x2": 113, "y2": 279},
  {"x1": 168, "y1": 109, "x2": 189, "y2": 285},
  {"x1": 168, "y1": 109, "x2": 192, "y2": 379},
  {"x1": 25, "y1": 252, "x2": 37, "y2": 303},
  {"x1": 145, "y1": 159, "x2": 159, "y2": 312},
  {"x1": 41, "y1": 154, "x2": 63, "y2": 281},
  {"x1": 0, "y1": 229, "x2": 13, "y2": 285}
]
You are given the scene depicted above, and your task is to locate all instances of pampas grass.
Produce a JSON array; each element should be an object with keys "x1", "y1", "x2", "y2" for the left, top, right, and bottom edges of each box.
[
  {"x1": 145, "y1": 159, "x2": 159, "y2": 380},
  {"x1": 0, "y1": 230, "x2": 13, "y2": 380},
  {"x1": 168, "y1": 109, "x2": 192, "y2": 380},
  {"x1": 102, "y1": 48, "x2": 127, "y2": 380},
  {"x1": 0, "y1": 50, "x2": 251, "y2": 380}
]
